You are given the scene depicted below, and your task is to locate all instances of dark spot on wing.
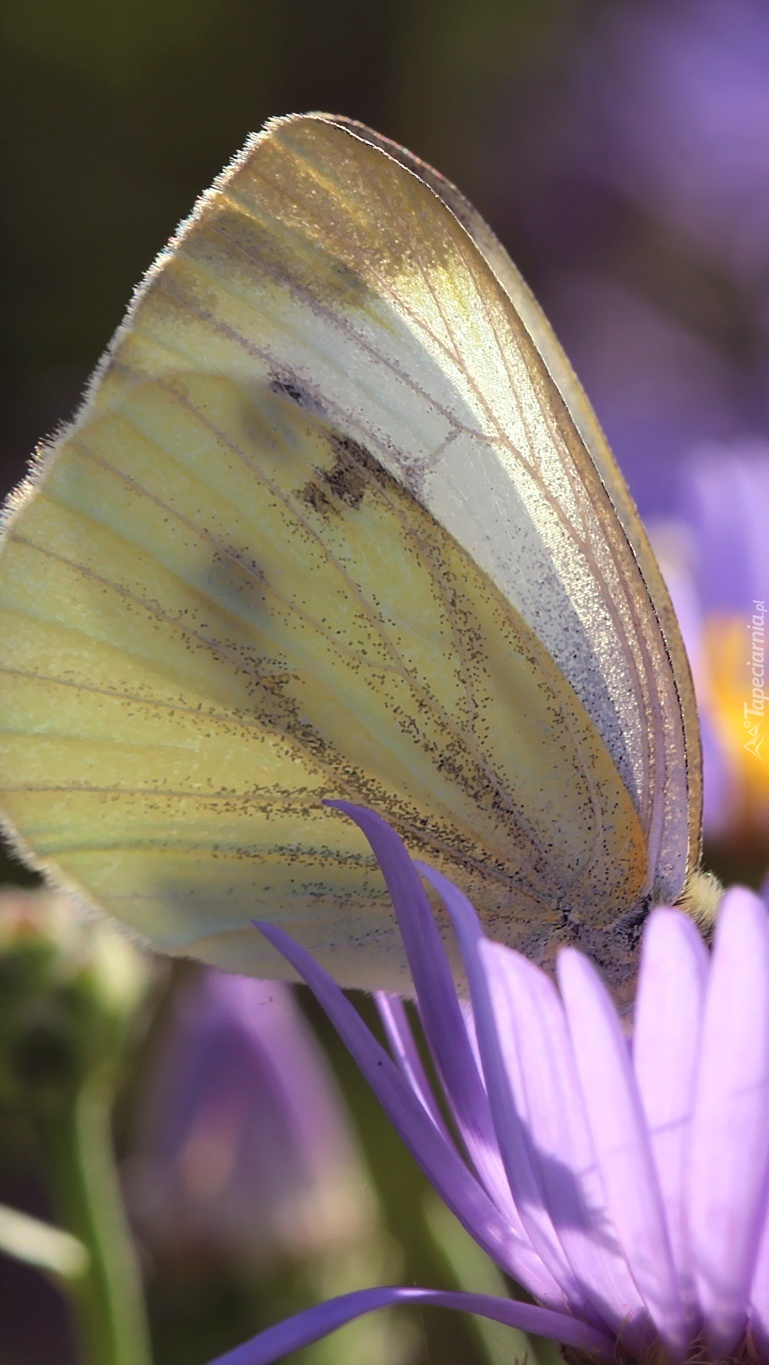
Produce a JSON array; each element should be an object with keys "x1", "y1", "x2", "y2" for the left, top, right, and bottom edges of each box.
[
  {"x1": 322, "y1": 435, "x2": 368, "y2": 507},
  {"x1": 269, "y1": 372, "x2": 319, "y2": 412},
  {"x1": 298, "y1": 428, "x2": 394, "y2": 516},
  {"x1": 300, "y1": 480, "x2": 333, "y2": 515}
]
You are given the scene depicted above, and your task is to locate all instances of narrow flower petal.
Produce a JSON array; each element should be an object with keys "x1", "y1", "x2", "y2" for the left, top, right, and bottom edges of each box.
[
  {"x1": 688, "y1": 888, "x2": 769, "y2": 1356},
  {"x1": 417, "y1": 863, "x2": 583, "y2": 1304},
  {"x1": 375, "y1": 992, "x2": 450, "y2": 1137},
  {"x1": 557, "y1": 949, "x2": 689, "y2": 1357},
  {"x1": 479, "y1": 938, "x2": 650, "y2": 1354},
  {"x1": 254, "y1": 919, "x2": 560, "y2": 1301},
  {"x1": 329, "y1": 804, "x2": 513, "y2": 1215},
  {"x1": 206, "y1": 1285, "x2": 612, "y2": 1365},
  {"x1": 633, "y1": 908, "x2": 709, "y2": 1310},
  {"x1": 750, "y1": 1206, "x2": 769, "y2": 1354}
]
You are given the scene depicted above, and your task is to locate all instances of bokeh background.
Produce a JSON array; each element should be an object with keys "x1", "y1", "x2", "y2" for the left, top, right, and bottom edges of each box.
[{"x1": 1, "y1": 1, "x2": 767, "y2": 1361}]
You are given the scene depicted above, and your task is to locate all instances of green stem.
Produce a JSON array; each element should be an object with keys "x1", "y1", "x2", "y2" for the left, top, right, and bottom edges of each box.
[{"x1": 42, "y1": 1074, "x2": 152, "y2": 1365}]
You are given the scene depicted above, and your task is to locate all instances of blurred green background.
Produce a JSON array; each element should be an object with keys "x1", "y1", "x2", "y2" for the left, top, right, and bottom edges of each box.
[
  {"x1": 0, "y1": 0, "x2": 565, "y2": 502},
  {"x1": 1, "y1": 0, "x2": 767, "y2": 1361}
]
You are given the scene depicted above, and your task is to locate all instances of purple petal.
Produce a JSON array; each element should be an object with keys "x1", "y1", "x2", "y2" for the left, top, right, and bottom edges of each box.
[
  {"x1": 479, "y1": 938, "x2": 650, "y2": 1352},
  {"x1": 375, "y1": 992, "x2": 450, "y2": 1138},
  {"x1": 685, "y1": 446, "x2": 769, "y2": 613},
  {"x1": 254, "y1": 919, "x2": 560, "y2": 1302},
  {"x1": 329, "y1": 805, "x2": 519, "y2": 1224},
  {"x1": 416, "y1": 864, "x2": 582, "y2": 1303},
  {"x1": 206, "y1": 1284, "x2": 612, "y2": 1365},
  {"x1": 632, "y1": 908, "x2": 710, "y2": 1311},
  {"x1": 329, "y1": 807, "x2": 510, "y2": 1196},
  {"x1": 749, "y1": 1197, "x2": 769, "y2": 1354},
  {"x1": 557, "y1": 950, "x2": 689, "y2": 1357},
  {"x1": 688, "y1": 888, "x2": 769, "y2": 1356}
]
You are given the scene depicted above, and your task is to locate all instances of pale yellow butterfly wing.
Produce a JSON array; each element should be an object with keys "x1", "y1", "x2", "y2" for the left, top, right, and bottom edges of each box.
[
  {"x1": 0, "y1": 114, "x2": 699, "y2": 990},
  {"x1": 320, "y1": 113, "x2": 702, "y2": 897}
]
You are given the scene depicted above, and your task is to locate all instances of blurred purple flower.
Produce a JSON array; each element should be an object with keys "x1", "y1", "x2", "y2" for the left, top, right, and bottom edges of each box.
[
  {"x1": 651, "y1": 440, "x2": 769, "y2": 841},
  {"x1": 131, "y1": 970, "x2": 374, "y2": 1264},
  {"x1": 491, "y1": 0, "x2": 769, "y2": 521},
  {"x1": 573, "y1": 0, "x2": 769, "y2": 279},
  {"x1": 681, "y1": 441, "x2": 769, "y2": 618},
  {"x1": 545, "y1": 278, "x2": 743, "y2": 520},
  {"x1": 208, "y1": 805, "x2": 769, "y2": 1364}
]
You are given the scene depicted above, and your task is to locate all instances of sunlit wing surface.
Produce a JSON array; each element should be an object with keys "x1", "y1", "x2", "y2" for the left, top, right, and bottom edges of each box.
[{"x1": 0, "y1": 114, "x2": 701, "y2": 992}]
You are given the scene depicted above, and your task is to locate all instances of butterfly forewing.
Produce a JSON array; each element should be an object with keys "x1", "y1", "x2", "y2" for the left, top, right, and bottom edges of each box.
[{"x1": 318, "y1": 113, "x2": 700, "y2": 900}]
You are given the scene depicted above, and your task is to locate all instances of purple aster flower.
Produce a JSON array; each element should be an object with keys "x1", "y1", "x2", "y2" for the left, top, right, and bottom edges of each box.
[
  {"x1": 205, "y1": 805, "x2": 769, "y2": 1365},
  {"x1": 131, "y1": 970, "x2": 377, "y2": 1264}
]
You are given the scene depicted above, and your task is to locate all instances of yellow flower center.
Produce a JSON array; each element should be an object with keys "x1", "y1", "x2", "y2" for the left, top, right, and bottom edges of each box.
[{"x1": 703, "y1": 610, "x2": 769, "y2": 832}]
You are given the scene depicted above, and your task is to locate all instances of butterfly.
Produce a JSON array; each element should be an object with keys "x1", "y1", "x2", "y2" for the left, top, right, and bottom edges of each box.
[{"x1": 0, "y1": 113, "x2": 716, "y2": 995}]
